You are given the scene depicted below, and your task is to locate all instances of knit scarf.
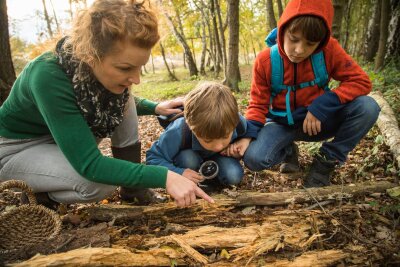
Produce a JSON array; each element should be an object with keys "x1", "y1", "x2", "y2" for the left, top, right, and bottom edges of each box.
[{"x1": 55, "y1": 37, "x2": 129, "y2": 138}]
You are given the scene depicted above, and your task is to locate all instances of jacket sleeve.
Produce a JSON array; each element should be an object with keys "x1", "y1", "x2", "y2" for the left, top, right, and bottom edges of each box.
[
  {"x1": 146, "y1": 119, "x2": 186, "y2": 175},
  {"x1": 246, "y1": 50, "x2": 272, "y2": 127},
  {"x1": 325, "y1": 38, "x2": 371, "y2": 103},
  {"x1": 134, "y1": 96, "x2": 158, "y2": 116}
]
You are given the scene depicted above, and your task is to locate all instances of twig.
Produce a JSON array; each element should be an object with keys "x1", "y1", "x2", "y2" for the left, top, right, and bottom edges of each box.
[
  {"x1": 54, "y1": 236, "x2": 76, "y2": 253},
  {"x1": 302, "y1": 185, "x2": 328, "y2": 215},
  {"x1": 306, "y1": 200, "x2": 334, "y2": 210}
]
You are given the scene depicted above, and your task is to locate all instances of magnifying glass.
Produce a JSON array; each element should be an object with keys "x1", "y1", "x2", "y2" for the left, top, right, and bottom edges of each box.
[{"x1": 199, "y1": 160, "x2": 219, "y2": 180}]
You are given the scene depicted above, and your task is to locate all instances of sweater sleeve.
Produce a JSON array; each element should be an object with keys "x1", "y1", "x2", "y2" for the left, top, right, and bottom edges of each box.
[
  {"x1": 146, "y1": 118, "x2": 186, "y2": 175},
  {"x1": 246, "y1": 49, "x2": 272, "y2": 125},
  {"x1": 29, "y1": 59, "x2": 168, "y2": 188},
  {"x1": 325, "y1": 38, "x2": 372, "y2": 103},
  {"x1": 134, "y1": 96, "x2": 158, "y2": 116}
]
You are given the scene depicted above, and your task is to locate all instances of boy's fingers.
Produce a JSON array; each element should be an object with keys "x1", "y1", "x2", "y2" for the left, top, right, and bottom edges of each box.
[{"x1": 195, "y1": 186, "x2": 215, "y2": 203}]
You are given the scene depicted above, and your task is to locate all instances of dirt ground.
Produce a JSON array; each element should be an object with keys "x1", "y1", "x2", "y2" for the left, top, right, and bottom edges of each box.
[{"x1": 1, "y1": 115, "x2": 399, "y2": 266}]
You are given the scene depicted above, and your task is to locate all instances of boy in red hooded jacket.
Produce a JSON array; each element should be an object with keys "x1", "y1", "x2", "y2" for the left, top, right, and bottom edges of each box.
[{"x1": 225, "y1": 0, "x2": 380, "y2": 187}]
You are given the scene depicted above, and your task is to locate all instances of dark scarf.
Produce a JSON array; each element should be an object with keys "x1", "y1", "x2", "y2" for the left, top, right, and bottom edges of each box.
[{"x1": 55, "y1": 37, "x2": 129, "y2": 138}]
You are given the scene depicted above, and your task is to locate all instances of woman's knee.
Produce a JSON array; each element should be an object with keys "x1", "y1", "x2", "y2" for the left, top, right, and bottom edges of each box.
[{"x1": 78, "y1": 182, "x2": 117, "y2": 202}]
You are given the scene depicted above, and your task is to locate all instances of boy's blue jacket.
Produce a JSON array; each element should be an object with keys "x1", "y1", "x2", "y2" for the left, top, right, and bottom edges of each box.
[{"x1": 146, "y1": 115, "x2": 254, "y2": 174}]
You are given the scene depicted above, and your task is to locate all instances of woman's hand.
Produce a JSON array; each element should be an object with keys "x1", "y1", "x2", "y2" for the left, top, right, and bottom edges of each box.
[
  {"x1": 303, "y1": 111, "x2": 321, "y2": 136},
  {"x1": 155, "y1": 97, "x2": 184, "y2": 116},
  {"x1": 182, "y1": 168, "x2": 204, "y2": 183},
  {"x1": 166, "y1": 170, "x2": 214, "y2": 207}
]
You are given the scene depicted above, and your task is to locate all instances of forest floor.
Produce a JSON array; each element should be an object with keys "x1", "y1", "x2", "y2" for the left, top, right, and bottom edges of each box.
[
  {"x1": 1, "y1": 115, "x2": 399, "y2": 266},
  {"x1": 1, "y1": 66, "x2": 400, "y2": 266}
]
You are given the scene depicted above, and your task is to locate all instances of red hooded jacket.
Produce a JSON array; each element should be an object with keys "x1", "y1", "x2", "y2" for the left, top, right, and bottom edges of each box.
[{"x1": 246, "y1": 0, "x2": 371, "y2": 126}]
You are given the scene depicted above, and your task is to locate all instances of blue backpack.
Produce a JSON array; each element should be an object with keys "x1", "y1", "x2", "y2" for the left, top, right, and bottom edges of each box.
[{"x1": 264, "y1": 28, "x2": 330, "y2": 125}]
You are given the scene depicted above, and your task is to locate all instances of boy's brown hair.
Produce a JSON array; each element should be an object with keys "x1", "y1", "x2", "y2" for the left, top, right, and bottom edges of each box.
[
  {"x1": 286, "y1": 15, "x2": 327, "y2": 43},
  {"x1": 184, "y1": 82, "x2": 239, "y2": 140}
]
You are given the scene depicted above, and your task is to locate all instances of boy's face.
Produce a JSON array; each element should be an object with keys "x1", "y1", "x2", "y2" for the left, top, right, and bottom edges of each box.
[
  {"x1": 195, "y1": 132, "x2": 233, "y2": 153},
  {"x1": 283, "y1": 29, "x2": 321, "y2": 63}
]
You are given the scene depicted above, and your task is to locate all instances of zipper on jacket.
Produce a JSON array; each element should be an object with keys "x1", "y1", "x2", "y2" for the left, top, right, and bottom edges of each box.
[{"x1": 293, "y1": 63, "x2": 297, "y2": 109}]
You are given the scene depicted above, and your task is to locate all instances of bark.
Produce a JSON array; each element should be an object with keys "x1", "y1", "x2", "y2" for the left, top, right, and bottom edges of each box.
[
  {"x1": 277, "y1": 0, "x2": 283, "y2": 17},
  {"x1": 215, "y1": 0, "x2": 227, "y2": 75},
  {"x1": 41, "y1": 0, "x2": 53, "y2": 38},
  {"x1": 369, "y1": 91, "x2": 400, "y2": 168},
  {"x1": 199, "y1": 18, "x2": 207, "y2": 75},
  {"x1": 12, "y1": 248, "x2": 347, "y2": 267},
  {"x1": 342, "y1": 0, "x2": 353, "y2": 50},
  {"x1": 364, "y1": 0, "x2": 381, "y2": 62},
  {"x1": 0, "y1": 0, "x2": 16, "y2": 105},
  {"x1": 266, "y1": 0, "x2": 277, "y2": 30},
  {"x1": 160, "y1": 2, "x2": 198, "y2": 77},
  {"x1": 385, "y1": 0, "x2": 400, "y2": 66},
  {"x1": 332, "y1": 0, "x2": 345, "y2": 41},
  {"x1": 86, "y1": 181, "x2": 396, "y2": 223},
  {"x1": 225, "y1": 0, "x2": 240, "y2": 92},
  {"x1": 374, "y1": 0, "x2": 391, "y2": 71},
  {"x1": 49, "y1": 0, "x2": 60, "y2": 33},
  {"x1": 159, "y1": 43, "x2": 178, "y2": 81},
  {"x1": 210, "y1": 0, "x2": 222, "y2": 76}
]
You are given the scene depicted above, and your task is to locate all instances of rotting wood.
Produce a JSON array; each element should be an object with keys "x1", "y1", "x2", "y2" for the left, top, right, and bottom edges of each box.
[
  {"x1": 11, "y1": 247, "x2": 347, "y2": 267},
  {"x1": 10, "y1": 247, "x2": 185, "y2": 267},
  {"x1": 86, "y1": 181, "x2": 397, "y2": 223},
  {"x1": 370, "y1": 91, "x2": 400, "y2": 167}
]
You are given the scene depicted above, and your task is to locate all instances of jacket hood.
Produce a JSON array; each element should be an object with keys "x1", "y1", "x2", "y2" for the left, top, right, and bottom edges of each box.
[{"x1": 277, "y1": 0, "x2": 333, "y2": 55}]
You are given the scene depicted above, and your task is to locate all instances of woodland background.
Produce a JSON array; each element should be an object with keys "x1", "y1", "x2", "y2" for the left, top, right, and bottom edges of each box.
[{"x1": 0, "y1": 0, "x2": 400, "y2": 266}]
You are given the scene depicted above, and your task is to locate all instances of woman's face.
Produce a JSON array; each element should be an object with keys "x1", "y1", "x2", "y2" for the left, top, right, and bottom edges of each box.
[{"x1": 91, "y1": 40, "x2": 151, "y2": 94}]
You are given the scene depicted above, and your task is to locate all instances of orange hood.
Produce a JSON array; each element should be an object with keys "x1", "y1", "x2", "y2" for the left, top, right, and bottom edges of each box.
[{"x1": 277, "y1": 0, "x2": 334, "y2": 55}]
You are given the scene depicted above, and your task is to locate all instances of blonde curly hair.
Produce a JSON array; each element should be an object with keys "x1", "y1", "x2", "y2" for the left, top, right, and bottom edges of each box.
[{"x1": 65, "y1": 0, "x2": 159, "y2": 66}]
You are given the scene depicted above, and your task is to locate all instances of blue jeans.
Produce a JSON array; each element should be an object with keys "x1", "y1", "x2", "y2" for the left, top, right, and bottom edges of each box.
[
  {"x1": 174, "y1": 149, "x2": 243, "y2": 185},
  {"x1": 244, "y1": 96, "x2": 380, "y2": 171}
]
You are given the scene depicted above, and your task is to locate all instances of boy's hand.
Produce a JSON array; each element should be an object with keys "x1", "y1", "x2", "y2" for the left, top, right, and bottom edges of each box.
[
  {"x1": 222, "y1": 138, "x2": 251, "y2": 158},
  {"x1": 182, "y1": 168, "x2": 204, "y2": 183},
  {"x1": 303, "y1": 111, "x2": 321, "y2": 136},
  {"x1": 155, "y1": 97, "x2": 184, "y2": 116},
  {"x1": 166, "y1": 170, "x2": 214, "y2": 207}
]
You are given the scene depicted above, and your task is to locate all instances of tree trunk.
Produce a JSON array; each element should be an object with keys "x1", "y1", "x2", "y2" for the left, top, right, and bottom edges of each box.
[
  {"x1": 150, "y1": 52, "x2": 155, "y2": 74},
  {"x1": 49, "y1": 0, "x2": 60, "y2": 33},
  {"x1": 199, "y1": 18, "x2": 207, "y2": 75},
  {"x1": 68, "y1": 0, "x2": 73, "y2": 21},
  {"x1": 159, "y1": 43, "x2": 178, "y2": 81},
  {"x1": 41, "y1": 0, "x2": 53, "y2": 38},
  {"x1": 0, "y1": 0, "x2": 16, "y2": 105},
  {"x1": 384, "y1": 0, "x2": 400, "y2": 66},
  {"x1": 332, "y1": 0, "x2": 345, "y2": 41},
  {"x1": 342, "y1": 0, "x2": 353, "y2": 50},
  {"x1": 374, "y1": 0, "x2": 391, "y2": 71},
  {"x1": 160, "y1": 2, "x2": 198, "y2": 77},
  {"x1": 364, "y1": 0, "x2": 382, "y2": 62},
  {"x1": 225, "y1": 0, "x2": 240, "y2": 92},
  {"x1": 277, "y1": 0, "x2": 283, "y2": 17},
  {"x1": 210, "y1": 0, "x2": 222, "y2": 76},
  {"x1": 266, "y1": 0, "x2": 277, "y2": 30},
  {"x1": 215, "y1": 0, "x2": 227, "y2": 75}
]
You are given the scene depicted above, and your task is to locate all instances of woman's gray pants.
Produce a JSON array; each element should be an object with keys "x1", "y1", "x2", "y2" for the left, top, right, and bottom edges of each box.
[{"x1": 0, "y1": 98, "x2": 139, "y2": 204}]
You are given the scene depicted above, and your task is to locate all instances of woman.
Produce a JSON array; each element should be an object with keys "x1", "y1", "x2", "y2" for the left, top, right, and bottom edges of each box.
[{"x1": 0, "y1": 0, "x2": 213, "y2": 208}]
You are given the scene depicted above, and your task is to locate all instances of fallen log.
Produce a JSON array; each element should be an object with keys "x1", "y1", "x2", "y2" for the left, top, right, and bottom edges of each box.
[
  {"x1": 86, "y1": 181, "x2": 397, "y2": 222},
  {"x1": 11, "y1": 247, "x2": 347, "y2": 267},
  {"x1": 370, "y1": 91, "x2": 400, "y2": 167}
]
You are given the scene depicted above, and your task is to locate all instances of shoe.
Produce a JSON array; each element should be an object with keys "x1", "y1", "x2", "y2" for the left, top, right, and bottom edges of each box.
[
  {"x1": 21, "y1": 192, "x2": 60, "y2": 211},
  {"x1": 198, "y1": 178, "x2": 224, "y2": 195},
  {"x1": 304, "y1": 154, "x2": 338, "y2": 188},
  {"x1": 119, "y1": 187, "x2": 167, "y2": 205},
  {"x1": 280, "y1": 143, "x2": 300, "y2": 173}
]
